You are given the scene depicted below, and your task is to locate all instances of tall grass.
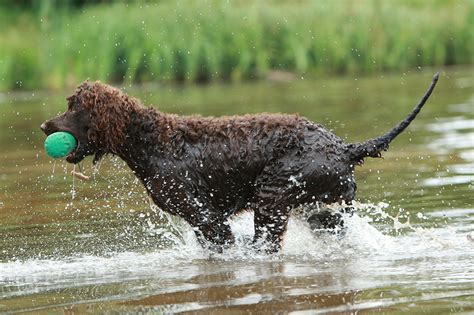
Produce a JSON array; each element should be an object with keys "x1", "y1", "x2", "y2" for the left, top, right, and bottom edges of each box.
[
  {"x1": 0, "y1": 0, "x2": 473, "y2": 90},
  {"x1": 0, "y1": 10, "x2": 42, "y2": 91}
]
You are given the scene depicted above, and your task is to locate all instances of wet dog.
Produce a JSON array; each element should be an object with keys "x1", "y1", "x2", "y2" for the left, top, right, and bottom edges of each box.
[{"x1": 41, "y1": 74, "x2": 439, "y2": 252}]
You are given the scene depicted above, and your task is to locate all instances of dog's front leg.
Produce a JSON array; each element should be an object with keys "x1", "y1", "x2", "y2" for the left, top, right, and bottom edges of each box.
[
  {"x1": 251, "y1": 183, "x2": 294, "y2": 253},
  {"x1": 190, "y1": 214, "x2": 234, "y2": 252},
  {"x1": 253, "y1": 205, "x2": 290, "y2": 253},
  {"x1": 250, "y1": 162, "x2": 300, "y2": 253}
]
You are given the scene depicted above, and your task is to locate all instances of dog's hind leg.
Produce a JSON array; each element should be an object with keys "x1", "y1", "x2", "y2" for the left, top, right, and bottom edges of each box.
[
  {"x1": 306, "y1": 207, "x2": 349, "y2": 231},
  {"x1": 306, "y1": 210, "x2": 343, "y2": 231}
]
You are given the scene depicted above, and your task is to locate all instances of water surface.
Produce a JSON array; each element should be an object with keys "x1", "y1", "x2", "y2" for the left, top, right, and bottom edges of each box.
[{"x1": 1, "y1": 68, "x2": 473, "y2": 313}]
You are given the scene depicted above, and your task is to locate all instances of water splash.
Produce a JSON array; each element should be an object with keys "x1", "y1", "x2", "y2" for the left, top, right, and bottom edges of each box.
[
  {"x1": 1, "y1": 196, "x2": 473, "y2": 315},
  {"x1": 2, "y1": 201, "x2": 471, "y2": 279},
  {"x1": 71, "y1": 164, "x2": 77, "y2": 199}
]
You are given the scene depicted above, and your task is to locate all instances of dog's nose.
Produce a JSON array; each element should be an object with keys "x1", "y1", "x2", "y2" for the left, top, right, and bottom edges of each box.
[{"x1": 40, "y1": 122, "x2": 47, "y2": 133}]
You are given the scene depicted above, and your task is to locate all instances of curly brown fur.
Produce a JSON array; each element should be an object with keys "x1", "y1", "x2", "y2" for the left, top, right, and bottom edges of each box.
[
  {"x1": 41, "y1": 75, "x2": 439, "y2": 253},
  {"x1": 66, "y1": 81, "x2": 142, "y2": 155}
]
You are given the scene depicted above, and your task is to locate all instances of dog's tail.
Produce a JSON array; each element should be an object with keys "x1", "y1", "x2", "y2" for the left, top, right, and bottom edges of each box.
[{"x1": 347, "y1": 72, "x2": 439, "y2": 164}]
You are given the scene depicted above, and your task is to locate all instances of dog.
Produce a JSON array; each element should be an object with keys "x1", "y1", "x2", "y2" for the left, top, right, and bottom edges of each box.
[{"x1": 40, "y1": 73, "x2": 439, "y2": 252}]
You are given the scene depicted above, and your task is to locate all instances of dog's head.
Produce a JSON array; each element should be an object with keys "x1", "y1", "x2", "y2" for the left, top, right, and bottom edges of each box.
[{"x1": 40, "y1": 81, "x2": 141, "y2": 164}]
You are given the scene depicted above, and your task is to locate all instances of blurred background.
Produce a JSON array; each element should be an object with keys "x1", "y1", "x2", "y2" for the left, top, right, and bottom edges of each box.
[{"x1": 0, "y1": 0, "x2": 472, "y2": 91}]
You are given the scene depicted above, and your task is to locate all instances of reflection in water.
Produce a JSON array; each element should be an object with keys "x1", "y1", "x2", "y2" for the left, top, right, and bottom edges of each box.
[
  {"x1": 1, "y1": 208, "x2": 473, "y2": 313},
  {"x1": 424, "y1": 115, "x2": 474, "y2": 186},
  {"x1": 0, "y1": 68, "x2": 473, "y2": 313}
]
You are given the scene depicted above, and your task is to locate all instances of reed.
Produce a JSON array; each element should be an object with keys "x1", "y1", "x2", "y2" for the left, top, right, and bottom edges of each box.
[{"x1": 0, "y1": 0, "x2": 472, "y2": 90}]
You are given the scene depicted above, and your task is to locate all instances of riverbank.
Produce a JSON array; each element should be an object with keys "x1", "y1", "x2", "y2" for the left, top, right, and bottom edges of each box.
[{"x1": 0, "y1": 0, "x2": 472, "y2": 91}]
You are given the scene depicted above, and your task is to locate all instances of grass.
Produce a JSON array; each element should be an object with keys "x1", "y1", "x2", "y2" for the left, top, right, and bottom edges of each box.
[
  {"x1": 0, "y1": 0, "x2": 473, "y2": 91},
  {"x1": 0, "y1": 9, "x2": 42, "y2": 91}
]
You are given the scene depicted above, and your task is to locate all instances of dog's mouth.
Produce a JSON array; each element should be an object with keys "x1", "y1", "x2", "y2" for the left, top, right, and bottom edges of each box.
[
  {"x1": 61, "y1": 134, "x2": 87, "y2": 164},
  {"x1": 65, "y1": 140, "x2": 84, "y2": 164},
  {"x1": 66, "y1": 148, "x2": 103, "y2": 165},
  {"x1": 65, "y1": 136, "x2": 102, "y2": 164},
  {"x1": 41, "y1": 124, "x2": 105, "y2": 165},
  {"x1": 42, "y1": 128, "x2": 90, "y2": 164},
  {"x1": 65, "y1": 138, "x2": 104, "y2": 165}
]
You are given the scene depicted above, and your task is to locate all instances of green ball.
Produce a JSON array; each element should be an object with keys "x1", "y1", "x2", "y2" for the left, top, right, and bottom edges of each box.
[{"x1": 44, "y1": 132, "x2": 77, "y2": 158}]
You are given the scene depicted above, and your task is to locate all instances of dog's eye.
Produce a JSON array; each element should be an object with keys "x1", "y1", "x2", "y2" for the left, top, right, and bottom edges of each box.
[{"x1": 68, "y1": 101, "x2": 80, "y2": 111}]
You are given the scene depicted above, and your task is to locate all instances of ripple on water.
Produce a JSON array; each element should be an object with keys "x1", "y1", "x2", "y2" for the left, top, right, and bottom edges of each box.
[
  {"x1": 1, "y1": 203, "x2": 473, "y2": 310},
  {"x1": 423, "y1": 112, "x2": 474, "y2": 188}
]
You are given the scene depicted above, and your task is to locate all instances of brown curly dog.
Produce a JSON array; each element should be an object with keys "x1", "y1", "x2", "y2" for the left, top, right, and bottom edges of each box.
[{"x1": 41, "y1": 73, "x2": 439, "y2": 252}]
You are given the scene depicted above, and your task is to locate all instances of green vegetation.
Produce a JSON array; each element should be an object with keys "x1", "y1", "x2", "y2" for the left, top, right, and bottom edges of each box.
[{"x1": 0, "y1": 0, "x2": 473, "y2": 91}]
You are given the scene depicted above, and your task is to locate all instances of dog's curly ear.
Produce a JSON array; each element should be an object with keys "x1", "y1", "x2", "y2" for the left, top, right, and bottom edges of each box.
[{"x1": 93, "y1": 150, "x2": 106, "y2": 165}]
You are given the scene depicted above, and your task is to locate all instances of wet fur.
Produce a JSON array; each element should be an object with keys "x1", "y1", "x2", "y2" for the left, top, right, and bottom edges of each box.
[{"x1": 41, "y1": 74, "x2": 439, "y2": 252}]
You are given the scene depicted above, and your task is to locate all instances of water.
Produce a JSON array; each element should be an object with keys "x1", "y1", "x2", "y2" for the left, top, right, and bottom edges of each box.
[{"x1": 1, "y1": 68, "x2": 473, "y2": 313}]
